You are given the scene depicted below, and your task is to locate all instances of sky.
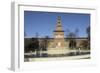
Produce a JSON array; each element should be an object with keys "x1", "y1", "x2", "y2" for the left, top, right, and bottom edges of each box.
[{"x1": 24, "y1": 11, "x2": 90, "y2": 38}]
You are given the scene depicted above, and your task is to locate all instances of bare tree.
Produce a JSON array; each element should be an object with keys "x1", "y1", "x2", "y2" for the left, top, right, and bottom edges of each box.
[
  {"x1": 67, "y1": 32, "x2": 76, "y2": 38},
  {"x1": 42, "y1": 36, "x2": 49, "y2": 51},
  {"x1": 75, "y1": 28, "x2": 79, "y2": 38},
  {"x1": 86, "y1": 26, "x2": 90, "y2": 49},
  {"x1": 66, "y1": 32, "x2": 76, "y2": 49},
  {"x1": 86, "y1": 26, "x2": 90, "y2": 40}
]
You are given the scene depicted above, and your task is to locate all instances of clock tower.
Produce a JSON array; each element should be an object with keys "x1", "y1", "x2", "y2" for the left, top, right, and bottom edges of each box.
[
  {"x1": 47, "y1": 16, "x2": 68, "y2": 55},
  {"x1": 53, "y1": 16, "x2": 66, "y2": 48}
]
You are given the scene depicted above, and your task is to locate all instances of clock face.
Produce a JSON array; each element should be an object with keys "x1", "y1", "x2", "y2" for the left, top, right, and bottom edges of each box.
[{"x1": 58, "y1": 42, "x2": 61, "y2": 46}]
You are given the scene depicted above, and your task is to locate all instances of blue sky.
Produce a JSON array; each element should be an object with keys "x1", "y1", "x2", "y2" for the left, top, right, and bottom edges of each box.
[{"x1": 24, "y1": 11, "x2": 90, "y2": 38}]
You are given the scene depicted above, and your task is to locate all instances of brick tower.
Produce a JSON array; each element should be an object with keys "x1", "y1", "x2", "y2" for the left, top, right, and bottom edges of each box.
[
  {"x1": 48, "y1": 16, "x2": 67, "y2": 55},
  {"x1": 53, "y1": 16, "x2": 66, "y2": 48}
]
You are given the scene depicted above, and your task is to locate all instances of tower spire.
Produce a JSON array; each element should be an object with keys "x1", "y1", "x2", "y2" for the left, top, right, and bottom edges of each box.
[
  {"x1": 55, "y1": 16, "x2": 63, "y2": 31},
  {"x1": 57, "y1": 16, "x2": 62, "y2": 25},
  {"x1": 54, "y1": 16, "x2": 64, "y2": 38}
]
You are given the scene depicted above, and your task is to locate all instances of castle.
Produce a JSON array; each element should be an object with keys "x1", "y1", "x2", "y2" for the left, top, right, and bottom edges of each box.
[
  {"x1": 47, "y1": 16, "x2": 69, "y2": 55},
  {"x1": 24, "y1": 16, "x2": 89, "y2": 56}
]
